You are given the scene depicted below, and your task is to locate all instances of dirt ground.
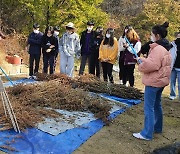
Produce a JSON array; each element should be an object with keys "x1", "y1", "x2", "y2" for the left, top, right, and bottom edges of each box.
[{"x1": 74, "y1": 68, "x2": 180, "y2": 154}]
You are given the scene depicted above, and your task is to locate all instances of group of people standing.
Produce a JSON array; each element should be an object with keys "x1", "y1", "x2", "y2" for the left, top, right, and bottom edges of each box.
[
  {"x1": 27, "y1": 21, "x2": 143, "y2": 86},
  {"x1": 1, "y1": 20, "x2": 179, "y2": 142}
]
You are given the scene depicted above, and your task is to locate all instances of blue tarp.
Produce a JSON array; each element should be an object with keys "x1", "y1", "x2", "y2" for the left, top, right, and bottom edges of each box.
[
  {"x1": 0, "y1": 79, "x2": 141, "y2": 154},
  {"x1": 3, "y1": 78, "x2": 36, "y2": 87}
]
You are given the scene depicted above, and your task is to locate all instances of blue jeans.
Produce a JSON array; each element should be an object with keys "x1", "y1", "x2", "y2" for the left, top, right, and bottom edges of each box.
[
  {"x1": 140, "y1": 86, "x2": 164, "y2": 140},
  {"x1": 170, "y1": 68, "x2": 180, "y2": 100}
]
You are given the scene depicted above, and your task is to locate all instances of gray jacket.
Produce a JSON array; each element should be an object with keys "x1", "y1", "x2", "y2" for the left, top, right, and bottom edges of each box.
[
  {"x1": 170, "y1": 41, "x2": 177, "y2": 69},
  {"x1": 59, "y1": 32, "x2": 81, "y2": 57}
]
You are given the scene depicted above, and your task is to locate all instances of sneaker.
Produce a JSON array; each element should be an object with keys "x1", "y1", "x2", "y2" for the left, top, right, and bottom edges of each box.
[
  {"x1": 169, "y1": 96, "x2": 176, "y2": 100},
  {"x1": 28, "y1": 76, "x2": 33, "y2": 79},
  {"x1": 119, "y1": 80, "x2": 123, "y2": 85},
  {"x1": 133, "y1": 133, "x2": 150, "y2": 141},
  {"x1": 32, "y1": 75, "x2": 37, "y2": 80}
]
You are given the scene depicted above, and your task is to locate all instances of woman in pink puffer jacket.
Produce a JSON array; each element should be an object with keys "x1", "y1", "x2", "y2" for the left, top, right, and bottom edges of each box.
[{"x1": 133, "y1": 22, "x2": 172, "y2": 140}]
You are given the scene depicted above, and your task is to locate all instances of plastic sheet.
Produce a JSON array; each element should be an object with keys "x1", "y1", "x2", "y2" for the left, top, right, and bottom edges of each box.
[{"x1": 0, "y1": 79, "x2": 141, "y2": 154}]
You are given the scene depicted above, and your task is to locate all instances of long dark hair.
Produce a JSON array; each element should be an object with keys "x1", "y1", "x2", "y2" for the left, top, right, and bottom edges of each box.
[
  {"x1": 95, "y1": 26, "x2": 103, "y2": 38},
  {"x1": 103, "y1": 28, "x2": 114, "y2": 46},
  {"x1": 45, "y1": 26, "x2": 54, "y2": 35}
]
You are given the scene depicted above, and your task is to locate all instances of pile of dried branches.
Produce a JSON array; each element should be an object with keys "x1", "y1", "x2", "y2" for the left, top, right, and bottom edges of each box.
[
  {"x1": 36, "y1": 73, "x2": 143, "y2": 100},
  {"x1": 0, "y1": 73, "x2": 142, "y2": 131},
  {"x1": 36, "y1": 73, "x2": 71, "y2": 84},
  {"x1": 72, "y1": 74, "x2": 143, "y2": 100},
  {"x1": 0, "y1": 80, "x2": 112, "y2": 130}
]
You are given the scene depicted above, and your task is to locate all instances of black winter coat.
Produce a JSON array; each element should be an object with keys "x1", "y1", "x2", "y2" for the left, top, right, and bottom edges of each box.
[
  {"x1": 80, "y1": 30, "x2": 95, "y2": 55},
  {"x1": 41, "y1": 35, "x2": 58, "y2": 56}
]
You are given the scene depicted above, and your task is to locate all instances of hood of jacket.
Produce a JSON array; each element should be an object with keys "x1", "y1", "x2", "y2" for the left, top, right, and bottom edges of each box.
[{"x1": 155, "y1": 38, "x2": 171, "y2": 51}]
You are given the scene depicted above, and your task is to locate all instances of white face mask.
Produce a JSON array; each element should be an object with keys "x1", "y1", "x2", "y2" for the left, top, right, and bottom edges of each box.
[
  {"x1": 150, "y1": 35, "x2": 156, "y2": 42},
  {"x1": 67, "y1": 31, "x2": 73, "y2": 35},
  {"x1": 125, "y1": 29, "x2": 128, "y2": 33},
  {"x1": 33, "y1": 30, "x2": 39, "y2": 34},
  {"x1": 87, "y1": 27, "x2": 93, "y2": 32},
  {"x1": 54, "y1": 31, "x2": 59, "y2": 36},
  {"x1": 106, "y1": 34, "x2": 111, "y2": 38}
]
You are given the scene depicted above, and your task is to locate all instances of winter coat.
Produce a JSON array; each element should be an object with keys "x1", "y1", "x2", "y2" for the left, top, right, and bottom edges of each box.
[
  {"x1": 139, "y1": 41, "x2": 153, "y2": 57},
  {"x1": 138, "y1": 39, "x2": 172, "y2": 88},
  {"x1": 170, "y1": 38, "x2": 180, "y2": 69},
  {"x1": 99, "y1": 38, "x2": 118, "y2": 64},
  {"x1": 59, "y1": 32, "x2": 81, "y2": 57},
  {"x1": 41, "y1": 35, "x2": 58, "y2": 56},
  {"x1": 170, "y1": 41, "x2": 177, "y2": 69},
  {"x1": 90, "y1": 35, "x2": 103, "y2": 56},
  {"x1": 28, "y1": 32, "x2": 43, "y2": 55},
  {"x1": 80, "y1": 30, "x2": 95, "y2": 55}
]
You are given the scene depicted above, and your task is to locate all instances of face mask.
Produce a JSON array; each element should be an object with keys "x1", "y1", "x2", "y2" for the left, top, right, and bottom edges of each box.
[
  {"x1": 54, "y1": 31, "x2": 59, "y2": 36},
  {"x1": 95, "y1": 31, "x2": 101, "y2": 36},
  {"x1": 125, "y1": 29, "x2": 128, "y2": 33},
  {"x1": 106, "y1": 34, "x2": 111, "y2": 38},
  {"x1": 67, "y1": 31, "x2": 73, "y2": 35},
  {"x1": 33, "y1": 30, "x2": 39, "y2": 34},
  {"x1": 87, "y1": 27, "x2": 93, "y2": 31},
  {"x1": 150, "y1": 35, "x2": 156, "y2": 42}
]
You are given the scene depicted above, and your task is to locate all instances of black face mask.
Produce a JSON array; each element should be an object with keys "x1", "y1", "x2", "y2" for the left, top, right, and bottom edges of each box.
[{"x1": 95, "y1": 31, "x2": 101, "y2": 36}]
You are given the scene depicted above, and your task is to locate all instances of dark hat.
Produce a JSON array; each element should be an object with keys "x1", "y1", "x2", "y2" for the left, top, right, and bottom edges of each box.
[
  {"x1": 87, "y1": 21, "x2": 94, "y2": 26},
  {"x1": 54, "y1": 26, "x2": 60, "y2": 31},
  {"x1": 33, "y1": 23, "x2": 40, "y2": 29}
]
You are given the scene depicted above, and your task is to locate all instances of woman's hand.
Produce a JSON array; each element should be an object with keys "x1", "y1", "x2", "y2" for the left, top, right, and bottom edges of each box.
[
  {"x1": 102, "y1": 58, "x2": 109, "y2": 62},
  {"x1": 123, "y1": 43, "x2": 128, "y2": 48},
  {"x1": 135, "y1": 57, "x2": 142, "y2": 65},
  {"x1": 50, "y1": 45, "x2": 55, "y2": 49}
]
